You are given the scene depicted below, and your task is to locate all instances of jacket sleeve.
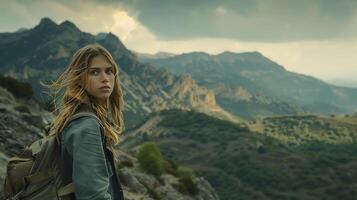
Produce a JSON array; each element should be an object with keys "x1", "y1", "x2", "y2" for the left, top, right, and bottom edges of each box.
[{"x1": 63, "y1": 116, "x2": 112, "y2": 200}]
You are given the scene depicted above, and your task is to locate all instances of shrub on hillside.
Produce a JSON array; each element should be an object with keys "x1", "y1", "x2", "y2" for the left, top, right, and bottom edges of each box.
[
  {"x1": 175, "y1": 166, "x2": 199, "y2": 196},
  {"x1": 178, "y1": 175, "x2": 199, "y2": 196},
  {"x1": 136, "y1": 142, "x2": 165, "y2": 177}
]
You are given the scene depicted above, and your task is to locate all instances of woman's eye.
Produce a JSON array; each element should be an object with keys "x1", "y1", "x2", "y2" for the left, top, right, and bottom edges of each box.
[
  {"x1": 106, "y1": 69, "x2": 114, "y2": 74},
  {"x1": 90, "y1": 70, "x2": 99, "y2": 75}
]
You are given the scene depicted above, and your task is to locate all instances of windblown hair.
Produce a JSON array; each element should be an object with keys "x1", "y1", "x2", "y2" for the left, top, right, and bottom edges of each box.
[{"x1": 41, "y1": 43, "x2": 125, "y2": 160}]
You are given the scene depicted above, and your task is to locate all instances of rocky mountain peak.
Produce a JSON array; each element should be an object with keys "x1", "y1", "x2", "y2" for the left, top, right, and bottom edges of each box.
[
  {"x1": 34, "y1": 18, "x2": 86, "y2": 41},
  {"x1": 96, "y1": 32, "x2": 127, "y2": 52},
  {"x1": 181, "y1": 51, "x2": 211, "y2": 60},
  {"x1": 35, "y1": 17, "x2": 57, "y2": 31},
  {"x1": 59, "y1": 20, "x2": 80, "y2": 32},
  {"x1": 217, "y1": 51, "x2": 264, "y2": 60},
  {"x1": 39, "y1": 17, "x2": 56, "y2": 26}
]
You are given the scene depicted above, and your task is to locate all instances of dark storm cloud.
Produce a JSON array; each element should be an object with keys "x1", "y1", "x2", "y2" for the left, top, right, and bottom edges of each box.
[
  {"x1": 3, "y1": 0, "x2": 357, "y2": 42},
  {"x1": 116, "y1": 0, "x2": 357, "y2": 42}
]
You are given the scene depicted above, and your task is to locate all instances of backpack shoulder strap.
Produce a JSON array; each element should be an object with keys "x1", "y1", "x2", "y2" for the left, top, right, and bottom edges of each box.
[
  {"x1": 68, "y1": 111, "x2": 104, "y2": 128},
  {"x1": 53, "y1": 111, "x2": 104, "y2": 146}
]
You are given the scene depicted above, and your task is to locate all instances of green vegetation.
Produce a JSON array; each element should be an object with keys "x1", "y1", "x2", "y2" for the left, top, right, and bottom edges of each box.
[
  {"x1": 136, "y1": 141, "x2": 200, "y2": 197},
  {"x1": 157, "y1": 109, "x2": 249, "y2": 132},
  {"x1": 124, "y1": 110, "x2": 357, "y2": 200},
  {"x1": 137, "y1": 142, "x2": 165, "y2": 177},
  {"x1": 257, "y1": 115, "x2": 357, "y2": 145},
  {"x1": 176, "y1": 166, "x2": 199, "y2": 196}
]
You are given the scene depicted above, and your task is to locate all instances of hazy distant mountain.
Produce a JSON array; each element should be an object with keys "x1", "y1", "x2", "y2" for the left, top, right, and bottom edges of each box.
[
  {"x1": 15, "y1": 28, "x2": 28, "y2": 33},
  {"x1": 135, "y1": 51, "x2": 177, "y2": 60},
  {"x1": 0, "y1": 17, "x2": 238, "y2": 128},
  {"x1": 326, "y1": 78, "x2": 357, "y2": 88},
  {"x1": 140, "y1": 51, "x2": 357, "y2": 117}
]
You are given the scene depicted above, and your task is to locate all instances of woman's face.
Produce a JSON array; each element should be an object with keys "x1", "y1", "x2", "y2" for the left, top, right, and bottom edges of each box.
[{"x1": 84, "y1": 54, "x2": 115, "y2": 103}]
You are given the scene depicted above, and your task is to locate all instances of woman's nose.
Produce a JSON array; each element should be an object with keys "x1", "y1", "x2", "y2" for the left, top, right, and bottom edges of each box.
[{"x1": 100, "y1": 71, "x2": 109, "y2": 82}]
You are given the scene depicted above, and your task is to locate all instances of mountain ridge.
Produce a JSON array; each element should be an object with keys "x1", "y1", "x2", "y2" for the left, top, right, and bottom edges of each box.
[{"x1": 140, "y1": 50, "x2": 357, "y2": 118}]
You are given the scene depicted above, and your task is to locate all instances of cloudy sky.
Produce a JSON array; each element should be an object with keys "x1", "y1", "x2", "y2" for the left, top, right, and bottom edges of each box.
[{"x1": 1, "y1": 0, "x2": 357, "y2": 87}]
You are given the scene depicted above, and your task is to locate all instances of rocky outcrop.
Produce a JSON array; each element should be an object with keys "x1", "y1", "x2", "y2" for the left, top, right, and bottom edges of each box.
[{"x1": 116, "y1": 150, "x2": 220, "y2": 200}]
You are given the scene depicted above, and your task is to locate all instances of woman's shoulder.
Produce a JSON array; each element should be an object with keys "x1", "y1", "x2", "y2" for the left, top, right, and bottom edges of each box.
[
  {"x1": 61, "y1": 115, "x2": 105, "y2": 154},
  {"x1": 68, "y1": 116, "x2": 101, "y2": 129},
  {"x1": 66, "y1": 104, "x2": 101, "y2": 130},
  {"x1": 62, "y1": 115, "x2": 102, "y2": 140}
]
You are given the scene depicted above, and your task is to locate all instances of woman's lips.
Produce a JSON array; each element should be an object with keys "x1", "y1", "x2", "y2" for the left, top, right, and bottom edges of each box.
[{"x1": 99, "y1": 87, "x2": 111, "y2": 92}]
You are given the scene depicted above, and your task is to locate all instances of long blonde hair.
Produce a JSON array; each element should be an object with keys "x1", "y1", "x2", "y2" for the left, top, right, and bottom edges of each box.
[{"x1": 41, "y1": 43, "x2": 125, "y2": 160}]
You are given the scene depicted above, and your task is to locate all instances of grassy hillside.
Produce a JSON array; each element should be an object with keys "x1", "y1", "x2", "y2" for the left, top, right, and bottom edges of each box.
[
  {"x1": 249, "y1": 114, "x2": 357, "y2": 145},
  {"x1": 120, "y1": 109, "x2": 357, "y2": 200}
]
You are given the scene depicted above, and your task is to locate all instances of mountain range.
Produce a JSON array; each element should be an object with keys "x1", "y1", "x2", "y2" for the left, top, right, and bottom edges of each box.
[{"x1": 139, "y1": 51, "x2": 357, "y2": 119}]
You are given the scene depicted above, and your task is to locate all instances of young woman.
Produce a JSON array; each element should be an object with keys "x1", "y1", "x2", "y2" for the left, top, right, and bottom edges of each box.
[{"x1": 43, "y1": 44, "x2": 125, "y2": 200}]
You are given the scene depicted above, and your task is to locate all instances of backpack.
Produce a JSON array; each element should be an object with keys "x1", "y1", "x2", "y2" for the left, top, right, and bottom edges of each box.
[{"x1": 3, "y1": 112, "x2": 103, "y2": 200}]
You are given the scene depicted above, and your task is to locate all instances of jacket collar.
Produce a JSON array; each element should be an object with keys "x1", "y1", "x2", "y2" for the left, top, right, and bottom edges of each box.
[{"x1": 76, "y1": 103, "x2": 114, "y2": 126}]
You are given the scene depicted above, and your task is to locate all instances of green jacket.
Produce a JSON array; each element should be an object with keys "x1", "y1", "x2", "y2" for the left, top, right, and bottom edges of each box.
[{"x1": 60, "y1": 106, "x2": 124, "y2": 200}]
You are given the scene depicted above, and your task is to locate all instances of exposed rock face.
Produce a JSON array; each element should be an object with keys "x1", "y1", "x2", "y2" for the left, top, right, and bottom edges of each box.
[
  {"x1": 169, "y1": 74, "x2": 218, "y2": 111},
  {"x1": 0, "y1": 86, "x2": 51, "y2": 199}
]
